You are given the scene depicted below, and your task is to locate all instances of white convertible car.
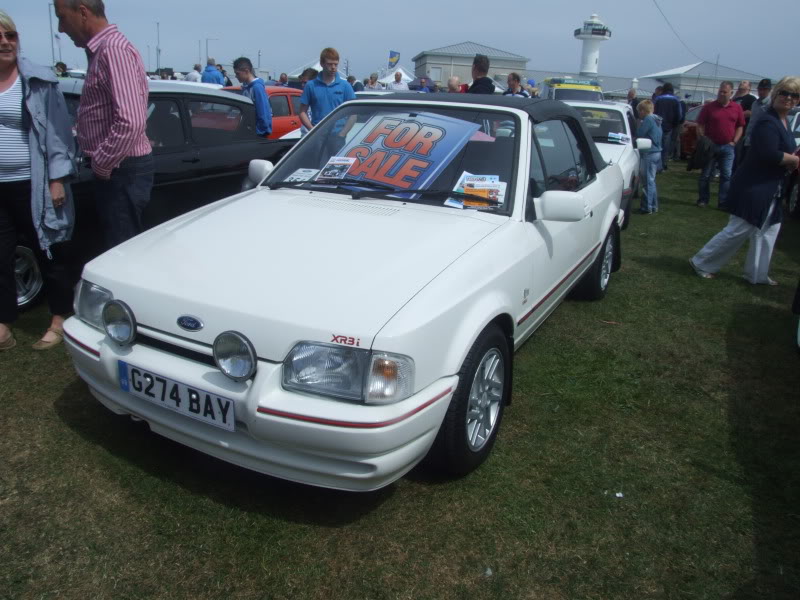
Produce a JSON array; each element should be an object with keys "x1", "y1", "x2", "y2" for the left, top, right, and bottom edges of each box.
[
  {"x1": 566, "y1": 100, "x2": 650, "y2": 229},
  {"x1": 64, "y1": 95, "x2": 624, "y2": 491}
]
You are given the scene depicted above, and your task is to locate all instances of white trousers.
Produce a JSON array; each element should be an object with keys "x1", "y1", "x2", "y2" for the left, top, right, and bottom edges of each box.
[{"x1": 691, "y1": 204, "x2": 780, "y2": 284}]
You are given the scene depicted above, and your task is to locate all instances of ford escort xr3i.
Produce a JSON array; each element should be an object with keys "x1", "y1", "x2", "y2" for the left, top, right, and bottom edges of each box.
[{"x1": 64, "y1": 95, "x2": 624, "y2": 491}]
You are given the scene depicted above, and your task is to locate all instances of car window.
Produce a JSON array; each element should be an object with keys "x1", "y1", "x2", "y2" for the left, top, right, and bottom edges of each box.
[
  {"x1": 686, "y1": 106, "x2": 703, "y2": 122},
  {"x1": 290, "y1": 95, "x2": 302, "y2": 115},
  {"x1": 563, "y1": 121, "x2": 592, "y2": 188},
  {"x1": 535, "y1": 120, "x2": 581, "y2": 192},
  {"x1": 572, "y1": 107, "x2": 628, "y2": 144},
  {"x1": 270, "y1": 95, "x2": 290, "y2": 117},
  {"x1": 268, "y1": 104, "x2": 519, "y2": 215},
  {"x1": 146, "y1": 99, "x2": 185, "y2": 150},
  {"x1": 529, "y1": 129, "x2": 546, "y2": 198},
  {"x1": 187, "y1": 100, "x2": 247, "y2": 145}
]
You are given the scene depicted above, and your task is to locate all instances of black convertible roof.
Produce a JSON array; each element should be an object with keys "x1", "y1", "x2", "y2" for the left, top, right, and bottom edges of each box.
[{"x1": 357, "y1": 93, "x2": 609, "y2": 173}]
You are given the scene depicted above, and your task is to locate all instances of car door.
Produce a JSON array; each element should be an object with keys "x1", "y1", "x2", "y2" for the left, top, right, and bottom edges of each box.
[
  {"x1": 516, "y1": 119, "x2": 598, "y2": 337},
  {"x1": 267, "y1": 89, "x2": 301, "y2": 138}
]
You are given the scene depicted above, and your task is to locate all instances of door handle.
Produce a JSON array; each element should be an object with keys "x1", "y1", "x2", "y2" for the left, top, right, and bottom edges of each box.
[{"x1": 182, "y1": 157, "x2": 200, "y2": 163}]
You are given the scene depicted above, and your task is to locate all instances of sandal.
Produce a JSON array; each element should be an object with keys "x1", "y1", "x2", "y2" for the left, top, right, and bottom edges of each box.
[{"x1": 32, "y1": 327, "x2": 64, "y2": 351}]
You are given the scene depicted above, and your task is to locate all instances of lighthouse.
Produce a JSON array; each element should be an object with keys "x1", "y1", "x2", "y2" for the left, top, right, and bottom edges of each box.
[{"x1": 574, "y1": 14, "x2": 611, "y2": 76}]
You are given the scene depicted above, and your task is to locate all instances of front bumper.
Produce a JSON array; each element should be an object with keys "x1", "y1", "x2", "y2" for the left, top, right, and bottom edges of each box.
[{"x1": 63, "y1": 317, "x2": 456, "y2": 492}]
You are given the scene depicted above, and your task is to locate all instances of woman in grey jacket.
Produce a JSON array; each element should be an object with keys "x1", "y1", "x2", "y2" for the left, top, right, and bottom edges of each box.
[{"x1": 0, "y1": 10, "x2": 76, "y2": 351}]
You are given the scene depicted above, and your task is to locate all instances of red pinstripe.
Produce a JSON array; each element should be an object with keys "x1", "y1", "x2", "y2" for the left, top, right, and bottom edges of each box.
[{"x1": 78, "y1": 25, "x2": 151, "y2": 178}]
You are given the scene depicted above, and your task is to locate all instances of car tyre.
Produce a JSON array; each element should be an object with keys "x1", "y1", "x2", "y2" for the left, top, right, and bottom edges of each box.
[
  {"x1": 15, "y1": 245, "x2": 44, "y2": 311},
  {"x1": 428, "y1": 324, "x2": 510, "y2": 476},
  {"x1": 572, "y1": 229, "x2": 615, "y2": 300},
  {"x1": 621, "y1": 194, "x2": 632, "y2": 231}
]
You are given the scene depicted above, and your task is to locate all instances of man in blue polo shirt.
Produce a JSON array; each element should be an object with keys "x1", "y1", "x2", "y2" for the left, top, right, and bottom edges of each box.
[{"x1": 299, "y1": 47, "x2": 356, "y2": 157}]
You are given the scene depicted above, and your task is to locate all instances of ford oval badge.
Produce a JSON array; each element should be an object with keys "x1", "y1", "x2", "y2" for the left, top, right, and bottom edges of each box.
[{"x1": 177, "y1": 315, "x2": 204, "y2": 332}]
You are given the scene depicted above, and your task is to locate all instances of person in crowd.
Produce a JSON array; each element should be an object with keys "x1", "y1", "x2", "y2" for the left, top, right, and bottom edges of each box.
[
  {"x1": 467, "y1": 54, "x2": 494, "y2": 94},
  {"x1": 299, "y1": 47, "x2": 355, "y2": 153},
  {"x1": 627, "y1": 88, "x2": 640, "y2": 113},
  {"x1": 386, "y1": 70, "x2": 408, "y2": 91},
  {"x1": 690, "y1": 76, "x2": 799, "y2": 285},
  {"x1": 635, "y1": 100, "x2": 663, "y2": 215},
  {"x1": 653, "y1": 83, "x2": 682, "y2": 170},
  {"x1": 503, "y1": 72, "x2": 529, "y2": 98},
  {"x1": 0, "y1": 10, "x2": 76, "y2": 351},
  {"x1": 159, "y1": 70, "x2": 169, "y2": 80},
  {"x1": 365, "y1": 72, "x2": 382, "y2": 90},
  {"x1": 278, "y1": 72, "x2": 288, "y2": 86},
  {"x1": 185, "y1": 63, "x2": 201, "y2": 82},
  {"x1": 216, "y1": 65, "x2": 232, "y2": 86},
  {"x1": 201, "y1": 57, "x2": 223, "y2": 84},
  {"x1": 346, "y1": 75, "x2": 363, "y2": 92},
  {"x1": 446, "y1": 76, "x2": 461, "y2": 93},
  {"x1": 745, "y1": 78, "x2": 772, "y2": 148},
  {"x1": 55, "y1": 0, "x2": 153, "y2": 249},
  {"x1": 651, "y1": 86, "x2": 663, "y2": 100},
  {"x1": 300, "y1": 68, "x2": 317, "y2": 88},
  {"x1": 733, "y1": 80, "x2": 755, "y2": 120},
  {"x1": 695, "y1": 81, "x2": 744, "y2": 208},
  {"x1": 417, "y1": 76, "x2": 431, "y2": 93},
  {"x1": 233, "y1": 56, "x2": 272, "y2": 137},
  {"x1": 54, "y1": 61, "x2": 68, "y2": 76}
]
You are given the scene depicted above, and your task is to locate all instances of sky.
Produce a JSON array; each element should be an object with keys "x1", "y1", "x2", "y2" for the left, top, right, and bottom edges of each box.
[{"x1": 5, "y1": 0, "x2": 796, "y2": 80}]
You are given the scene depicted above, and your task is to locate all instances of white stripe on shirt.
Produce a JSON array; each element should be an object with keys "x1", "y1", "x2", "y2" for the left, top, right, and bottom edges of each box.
[{"x1": 0, "y1": 77, "x2": 31, "y2": 182}]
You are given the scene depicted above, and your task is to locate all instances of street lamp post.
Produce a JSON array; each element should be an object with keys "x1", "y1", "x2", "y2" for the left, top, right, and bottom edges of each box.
[
  {"x1": 205, "y1": 38, "x2": 218, "y2": 62},
  {"x1": 257, "y1": 49, "x2": 261, "y2": 70},
  {"x1": 47, "y1": 3, "x2": 56, "y2": 66},
  {"x1": 155, "y1": 22, "x2": 161, "y2": 73}
]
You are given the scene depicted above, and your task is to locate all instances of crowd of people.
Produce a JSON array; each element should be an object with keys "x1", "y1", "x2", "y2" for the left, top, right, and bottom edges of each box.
[{"x1": 0, "y1": 0, "x2": 797, "y2": 354}]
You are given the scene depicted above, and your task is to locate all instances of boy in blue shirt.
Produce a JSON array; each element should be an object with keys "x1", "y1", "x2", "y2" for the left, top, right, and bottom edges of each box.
[{"x1": 233, "y1": 56, "x2": 272, "y2": 137}]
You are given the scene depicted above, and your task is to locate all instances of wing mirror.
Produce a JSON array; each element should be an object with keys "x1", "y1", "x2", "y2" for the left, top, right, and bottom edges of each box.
[
  {"x1": 243, "y1": 159, "x2": 274, "y2": 190},
  {"x1": 636, "y1": 138, "x2": 652, "y2": 151},
  {"x1": 535, "y1": 190, "x2": 588, "y2": 222}
]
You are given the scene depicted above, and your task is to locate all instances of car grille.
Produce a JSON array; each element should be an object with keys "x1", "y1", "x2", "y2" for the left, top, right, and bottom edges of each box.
[{"x1": 135, "y1": 332, "x2": 216, "y2": 368}]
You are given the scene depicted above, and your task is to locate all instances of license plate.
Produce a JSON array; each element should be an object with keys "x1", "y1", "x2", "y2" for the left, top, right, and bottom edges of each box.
[{"x1": 118, "y1": 361, "x2": 235, "y2": 432}]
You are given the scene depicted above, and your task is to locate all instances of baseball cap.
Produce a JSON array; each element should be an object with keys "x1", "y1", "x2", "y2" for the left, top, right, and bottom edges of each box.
[{"x1": 757, "y1": 78, "x2": 772, "y2": 89}]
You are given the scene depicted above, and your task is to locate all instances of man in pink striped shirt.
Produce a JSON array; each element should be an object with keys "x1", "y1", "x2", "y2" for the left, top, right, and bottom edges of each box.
[{"x1": 54, "y1": 0, "x2": 153, "y2": 248}]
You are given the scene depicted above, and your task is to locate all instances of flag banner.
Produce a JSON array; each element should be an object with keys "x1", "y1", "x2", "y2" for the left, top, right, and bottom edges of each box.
[
  {"x1": 336, "y1": 111, "x2": 479, "y2": 195},
  {"x1": 388, "y1": 51, "x2": 400, "y2": 69}
]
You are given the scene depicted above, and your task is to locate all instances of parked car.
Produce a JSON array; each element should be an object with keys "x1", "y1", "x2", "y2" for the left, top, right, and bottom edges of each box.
[
  {"x1": 540, "y1": 78, "x2": 603, "y2": 102},
  {"x1": 679, "y1": 104, "x2": 705, "y2": 159},
  {"x1": 15, "y1": 80, "x2": 297, "y2": 309},
  {"x1": 566, "y1": 100, "x2": 650, "y2": 229},
  {"x1": 222, "y1": 85, "x2": 303, "y2": 139},
  {"x1": 63, "y1": 94, "x2": 624, "y2": 491}
]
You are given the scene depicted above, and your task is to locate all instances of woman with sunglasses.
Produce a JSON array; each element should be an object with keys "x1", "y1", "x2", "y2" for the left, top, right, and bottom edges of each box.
[
  {"x1": 691, "y1": 76, "x2": 800, "y2": 285},
  {"x1": 0, "y1": 10, "x2": 76, "y2": 351}
]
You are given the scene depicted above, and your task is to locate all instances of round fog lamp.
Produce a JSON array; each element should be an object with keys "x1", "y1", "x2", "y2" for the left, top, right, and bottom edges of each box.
[
  {"x1": 102, "y1": 300, "x2": 137, "y2": 345},
  {"x1": 213, "y1": 331, "x2": 257, "y2": 382}
]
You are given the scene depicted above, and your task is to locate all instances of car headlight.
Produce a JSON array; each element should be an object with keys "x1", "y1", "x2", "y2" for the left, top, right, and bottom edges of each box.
[
  {"x1": 283, "y1": 342, "x2": 414, "y2": 404},
  {"x1": 213, "y1": 331, "x2": 257, "y2": 382},
  {"x1": 102, "y1": 300, "x2": 137, "y2": 345},
  {"x1": 74, "y1": 280, "x2": 113, "y2": 330}
]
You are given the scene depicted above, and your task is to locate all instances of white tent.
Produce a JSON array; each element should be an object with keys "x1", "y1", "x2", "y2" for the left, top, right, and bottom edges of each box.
[
  {"x1": 378, "y1": 66, "x2": 415, "y2": 86},
  {"x1": 287, "y1": 59, "x2": 346, "y2": 80}
]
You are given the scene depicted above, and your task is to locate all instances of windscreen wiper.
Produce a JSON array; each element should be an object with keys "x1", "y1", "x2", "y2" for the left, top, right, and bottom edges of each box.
[{"x1": 342, "y1": 187, "x2": 501, "y2": 205}]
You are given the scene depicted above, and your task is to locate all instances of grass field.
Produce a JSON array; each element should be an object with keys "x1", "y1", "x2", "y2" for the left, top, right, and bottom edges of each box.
[{"x1": 1, "y1": 165, "x2": 799, "y2": 599}]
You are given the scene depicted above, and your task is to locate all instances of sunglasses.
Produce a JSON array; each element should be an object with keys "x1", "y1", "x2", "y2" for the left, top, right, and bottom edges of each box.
[
  {"x1": 777, "y1": 90, "x2": 800, "y2": 100},
  {"x1": 0, "y1": 31, "x2": 18, "y2": 41}
]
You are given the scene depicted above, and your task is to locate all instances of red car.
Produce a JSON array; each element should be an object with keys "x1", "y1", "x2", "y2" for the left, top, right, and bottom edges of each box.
[{"x1": 223, "y1": 85, "x2": 303, "y2": 139}]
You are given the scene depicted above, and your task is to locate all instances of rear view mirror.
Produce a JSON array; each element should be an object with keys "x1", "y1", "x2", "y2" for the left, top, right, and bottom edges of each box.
[
  {"x1": 535, "y1": 191, "x2": 588, "y2": 222},
  {"x1": 636, "y1": 138, "x2": 652, "y2": 151}
]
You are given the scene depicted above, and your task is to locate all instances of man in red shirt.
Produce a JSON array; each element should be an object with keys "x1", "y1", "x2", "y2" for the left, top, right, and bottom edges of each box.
[
  {"x1": 696, "y1": 81, "x2": 745, "y2": 207},
  {"x1": 54, "y1": 0, "x2": 153, "y2": 248}
]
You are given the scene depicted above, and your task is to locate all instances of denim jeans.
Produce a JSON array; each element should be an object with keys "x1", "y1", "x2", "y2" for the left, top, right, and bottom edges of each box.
[
  {"x1": 639, "y1": 152, "x2": 660, "y2": 213},
  {"x1": 661, "y1": 129, "x2": 673, "y2": 169},
  {"x1": 698, "y1": 143, "x2": 734, "y2": 206},
  {"x1": 94, "y1": 154, "x2": 154, "y2": 249}
]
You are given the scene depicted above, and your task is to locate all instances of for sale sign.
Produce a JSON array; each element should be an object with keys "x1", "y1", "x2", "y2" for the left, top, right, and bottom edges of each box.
[{"x1": 339, "y1": 112, "x2": 480, "y2": 192}]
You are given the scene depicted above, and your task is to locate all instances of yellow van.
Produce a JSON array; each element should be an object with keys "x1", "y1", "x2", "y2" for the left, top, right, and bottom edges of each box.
[{"x1": 540, "y1": 78, "x2": 603, "y2": 102}]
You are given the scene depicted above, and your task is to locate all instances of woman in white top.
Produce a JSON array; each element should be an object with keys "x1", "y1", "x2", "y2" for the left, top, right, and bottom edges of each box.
[{"x1": 0, "y1": 10, "x2": 76, "y2": 351}]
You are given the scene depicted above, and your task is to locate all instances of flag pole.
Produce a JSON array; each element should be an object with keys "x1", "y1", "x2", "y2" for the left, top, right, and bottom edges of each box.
[{"x1": 47, "y1": 3, "x2": 56, "y2": 66}]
